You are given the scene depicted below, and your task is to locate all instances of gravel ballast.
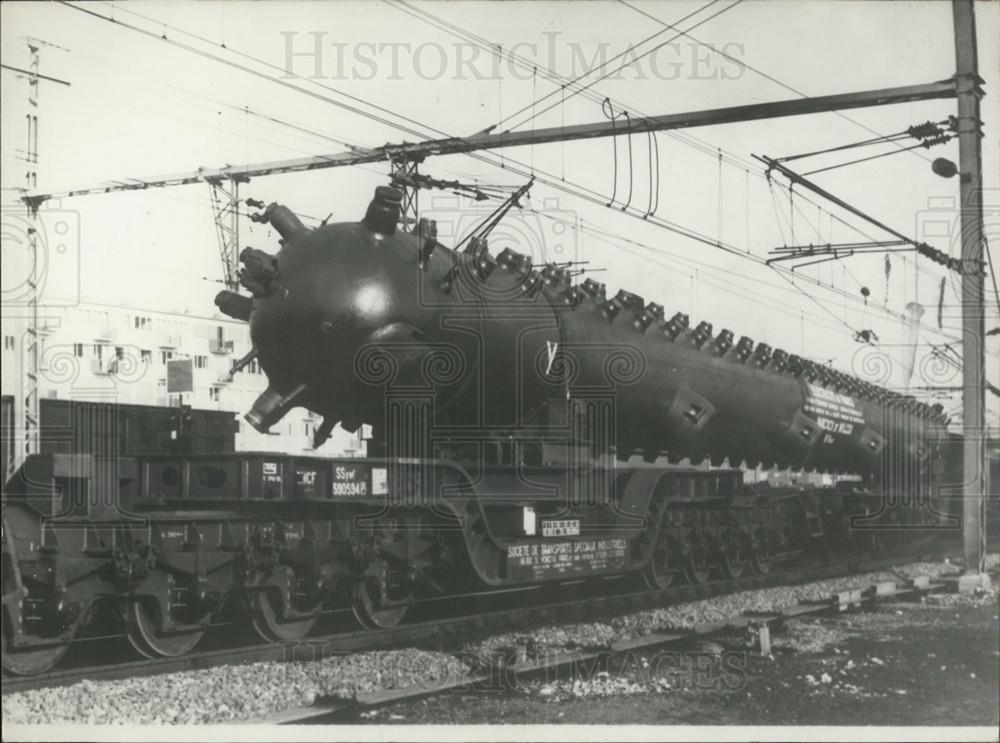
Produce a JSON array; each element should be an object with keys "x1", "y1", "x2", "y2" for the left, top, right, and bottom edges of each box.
[
  {"x1": 3, "y1": 556, "x2": 994, "y2": 725},
  {"x1": 466, "y1": 560, "x2": 969, "y2": 661},
  {"x1": 2, "y1": 650, "x2": 470, "y2": 725}
]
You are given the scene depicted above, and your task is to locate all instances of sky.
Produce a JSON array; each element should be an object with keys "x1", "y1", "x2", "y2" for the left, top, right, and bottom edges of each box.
[{"x1": 1, "y1": 0, "x2": 998, "y2": 428}]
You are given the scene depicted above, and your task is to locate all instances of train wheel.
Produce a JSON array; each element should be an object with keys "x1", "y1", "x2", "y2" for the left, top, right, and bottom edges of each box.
[
  {"x1": 684, "y1": 549, "x2": 713, "y2": 585},
  {"x1": 1, "y1": 618, "x2": 70, "y2": 676},
  {"x1": 641, "y1": 502, "x2": 675, "y2": 591},
  {"x1": 251, "y1": 589, "x2": 317, "y2": 643},
  {"x1": 749, "y1": 527, "x2": 774, "y2": 575},
  {"x1": 718, "y1": 532, "x2": 748, "y2": 580},
  {"x1": 126, "y1": 599, "x2": 205, "y2": 659},
  {"x1": 351, "y1": 578, "x2": 411, "y2": 630}
]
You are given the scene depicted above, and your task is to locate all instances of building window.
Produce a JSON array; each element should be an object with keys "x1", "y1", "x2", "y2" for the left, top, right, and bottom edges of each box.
[
  {"x1": 140, "y1": 349, "x2": 151, "y2": 364},
  {"x1": 93, "y1": 344, "x2": 104, "y2": 360},
  {"x1": 194, "y1": 355, "x2": 208, "y2": 369},
  {"x1": 73, "y1": 343, "x2": 83, "y2": 357},
  {"x1": 115, "y1": 346, "x2": 125, "y2": 360},
  {"x1": 161, "y1": 350, "x2": 173, "y2": 365},
  {"x1": 134, "y1": 316, "x2": 151, "y2": 330},
  {"x1": 209, "y1": 387, "x2": 220, "y2": 402},
  {"x1": 4, "y1": 335, "x2": 15, "y2": 351}
]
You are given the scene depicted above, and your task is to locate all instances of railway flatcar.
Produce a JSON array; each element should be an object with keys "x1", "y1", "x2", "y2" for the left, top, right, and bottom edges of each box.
[{"x1": 1, "y1": 188, "x2": 958, "y2": 676}]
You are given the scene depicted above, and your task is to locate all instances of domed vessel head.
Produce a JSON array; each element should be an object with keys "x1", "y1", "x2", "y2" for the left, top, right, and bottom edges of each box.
[{"x1": 238, "y1": 187, "x2": 423, "y2": 438}]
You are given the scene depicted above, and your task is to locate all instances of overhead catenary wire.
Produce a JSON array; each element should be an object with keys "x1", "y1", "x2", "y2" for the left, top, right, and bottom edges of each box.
[
  {"x1": 471, "y1": 0, "x2": 727, "y2": 133},
  {"x1": 645, "y1": 124, "x2": 660, "y2": 218},
  {"x1": 801, "y1": 137, "x2": 955, "y2": 177},
  {"x1": 60, "y1": 0, "x2": 963, "y2": 345},
  {"x1": 527, "y1": 204, "x2": 912, "y2": 342},
  {"x1": 602, "y1": 98, "x2": 620, "y2": 207},
  {"x1": 621, "y1": 111, "x2": 635, "y2": 211},
  {"x1": 387, "y1": 0, "x2": 929, "y2": 230},
  {"x1": 502, "y1": 0, "x2": 746, "y2": 133},
  {"x1": 388, "y1": 0, "x2": 757, "y2": 174},
  {"x1": 615, "y1": 0, "x2": 945, "y2": 168},
  {"x1": 777, "y1": 120, "x2": 953, "y2": 164}
]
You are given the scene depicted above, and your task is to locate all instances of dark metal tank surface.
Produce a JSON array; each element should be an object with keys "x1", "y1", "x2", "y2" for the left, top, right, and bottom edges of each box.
[{"x1": 223, "y1": 188, "x2": 949, "y2": 477}]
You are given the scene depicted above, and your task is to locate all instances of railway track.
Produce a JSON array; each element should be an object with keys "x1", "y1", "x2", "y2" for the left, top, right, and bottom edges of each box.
[
  {"x1": 277, "y1": 566, "x2": 984, "y2": 726},
  {"x1": 2, "y1": 547, "x2": 955, "y2": 696}
]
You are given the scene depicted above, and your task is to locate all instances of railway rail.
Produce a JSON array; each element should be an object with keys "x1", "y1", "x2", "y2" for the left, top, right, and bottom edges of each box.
[{"x1": 1, "y1": 547, "x2": 958, "y2": 696}]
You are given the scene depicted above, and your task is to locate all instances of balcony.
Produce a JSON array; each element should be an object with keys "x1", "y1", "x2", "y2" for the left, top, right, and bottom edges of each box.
[{"x1": 209, "y1": 338, "x2": 234, "y2": 354}]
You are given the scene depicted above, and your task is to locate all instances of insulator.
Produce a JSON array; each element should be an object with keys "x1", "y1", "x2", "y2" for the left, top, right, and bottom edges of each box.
[
  {"x1": 662, "y1": 312, "x2": 689, "y2": 340},
  {"x1": 802, "y1": 361, "x2": 818, "y2": 381},
  {"x1": 752, "y1": 342, "x2": 772, "y2": 368},
  {"x1": 614, "y1": 289, "x2": 645, "y2": 313},
  {"x1": 734, "y1": 336, "x2": 754, "y2": 362},
  {"x1": 644, "y1": 302, "x2": 664, "y2": 320},
  {"x1": 712, "y1": 329, "x2": 734, "y2": 356},
  {"x1": 690, "y1": 321, "x2": 713, "y2": 349},
  {"x1": 581, "y1": 278, "x2": 607, "y2": 299}
]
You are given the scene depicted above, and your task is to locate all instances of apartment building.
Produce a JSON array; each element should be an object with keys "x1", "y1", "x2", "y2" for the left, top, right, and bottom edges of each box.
[{"x1": 0, "y1": 302, "x2": 365, "y2": 456}]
